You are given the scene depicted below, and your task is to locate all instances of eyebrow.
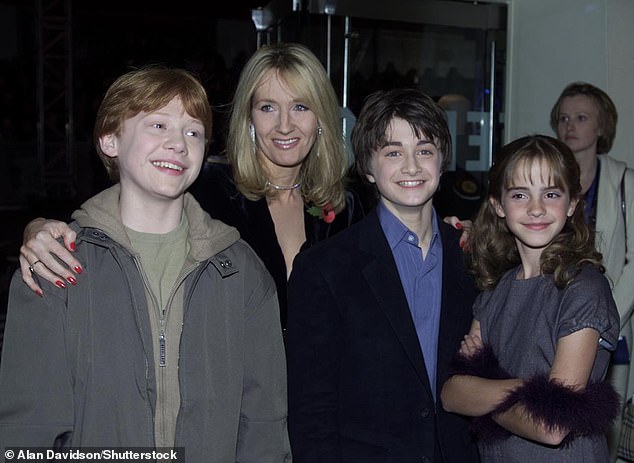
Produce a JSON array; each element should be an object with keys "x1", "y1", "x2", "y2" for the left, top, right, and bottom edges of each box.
[
  {"x1": 252, "y1": 96, "x2": 308, "y2": 105},
  {"x1": 143, "y1": 111, "x2": 203, "y2": 125},
  {"x1": 507, "y1": 184, "x2": 562, "y2": 191},
  {"x1": 379, "y1": 139, "x2": 436, "y2": 149}
]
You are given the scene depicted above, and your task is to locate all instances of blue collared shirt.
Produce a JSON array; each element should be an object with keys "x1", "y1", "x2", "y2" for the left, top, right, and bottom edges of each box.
[{"x1": 377, "y1": 203, "x2": 443, "y2": 398}]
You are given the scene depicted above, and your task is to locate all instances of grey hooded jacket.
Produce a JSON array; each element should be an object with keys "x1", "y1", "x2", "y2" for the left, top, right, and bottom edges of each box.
[{"x1": 0, "y1": 185, "x2": 291, "y2": 462}]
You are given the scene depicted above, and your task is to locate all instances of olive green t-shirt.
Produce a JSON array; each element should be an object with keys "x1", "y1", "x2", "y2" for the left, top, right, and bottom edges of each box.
[{"x1": 126, "y1": 215, "x2": 189, "y2": 447}]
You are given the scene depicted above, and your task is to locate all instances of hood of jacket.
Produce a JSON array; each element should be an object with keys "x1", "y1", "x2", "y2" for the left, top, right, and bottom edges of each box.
[
  {"x1": 598, "y1": 153, "x2": 628, "y2": 187},
  {"x1": 71, "y1": 183, "x2": 241, "y2": 261}
]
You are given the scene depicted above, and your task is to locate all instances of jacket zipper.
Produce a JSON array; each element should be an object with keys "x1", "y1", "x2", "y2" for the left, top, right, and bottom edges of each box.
[
  {"x1": 159, "y1": 331, "x2": 166, "y2": 367},
  {"x1": 134, "y1": 256, "x2": 203, "y2": 445}
]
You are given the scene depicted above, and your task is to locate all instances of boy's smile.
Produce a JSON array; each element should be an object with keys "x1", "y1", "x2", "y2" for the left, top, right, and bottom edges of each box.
[
  {"x1": 366, "y1": 117, "x2": 441, "y2": 222},
  {"x1": 100, "y1": 96, "x2": 206, "y2": 207}
]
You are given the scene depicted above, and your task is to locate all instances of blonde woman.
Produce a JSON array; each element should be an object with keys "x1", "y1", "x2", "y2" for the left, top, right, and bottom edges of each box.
[{"x1": 19, "y1": 43, "x2": 365, "y2": 329}]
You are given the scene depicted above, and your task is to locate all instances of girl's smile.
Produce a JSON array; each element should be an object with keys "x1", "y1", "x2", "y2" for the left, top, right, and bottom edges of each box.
[{"x1": 492, "y1": 158, "x2": 578, "y2": 271}]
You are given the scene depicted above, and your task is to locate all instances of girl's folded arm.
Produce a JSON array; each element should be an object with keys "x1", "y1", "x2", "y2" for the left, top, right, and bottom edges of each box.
[{"x1": 493, "y1": 327, "x2": 604, "y2": 445}]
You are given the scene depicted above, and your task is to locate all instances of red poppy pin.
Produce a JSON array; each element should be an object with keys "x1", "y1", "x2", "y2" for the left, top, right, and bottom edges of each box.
[{"x1": 307, "y1": 202, "x2": 336, "y2": 224}]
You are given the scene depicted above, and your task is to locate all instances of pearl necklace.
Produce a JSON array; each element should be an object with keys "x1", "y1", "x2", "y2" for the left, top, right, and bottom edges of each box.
[{"x1": 266, "y1": 180, "x2": 301, "y2": 191}]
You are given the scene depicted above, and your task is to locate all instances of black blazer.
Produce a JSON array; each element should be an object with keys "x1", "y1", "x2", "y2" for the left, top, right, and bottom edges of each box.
[
  {"x1": 190, "y1": 160, "x2": 365, "y2": 328},
  {"x1": 286, "y1": 208, "x2": 480, "y2": 463}
]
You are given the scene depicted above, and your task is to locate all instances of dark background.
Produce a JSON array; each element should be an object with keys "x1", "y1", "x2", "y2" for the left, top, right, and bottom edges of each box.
[
  {"x1": 0, "y1": 0, "x2": 269, "y2": 348},
  {"x1": 0, "y1": 0, "x2": 487, "y2": 351}
]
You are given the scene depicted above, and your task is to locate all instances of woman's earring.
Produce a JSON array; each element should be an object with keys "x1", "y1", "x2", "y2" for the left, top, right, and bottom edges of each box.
[
  {"x1": 249, "y1": 122, "x2": 256, "y2": 143},
  {"x1": 317, "y1": 126, "x2": 323, "y2": 136}
]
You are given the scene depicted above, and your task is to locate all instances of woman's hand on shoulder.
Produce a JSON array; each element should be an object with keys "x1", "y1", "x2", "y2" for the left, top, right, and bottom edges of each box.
[
  {"x1": 19, "y1": 218, "x2": 82, "y2": 296},
  {"x1": 443, "y1": 216, "x2": 472, "y2": 251}
]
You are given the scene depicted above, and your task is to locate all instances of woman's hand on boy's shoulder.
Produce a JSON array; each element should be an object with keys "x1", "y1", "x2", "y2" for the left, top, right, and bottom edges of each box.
[
  {"x1": 443, "y1": 216, "x2": 472, "y2": 252},
  {"x1": 19, "y1": 218, "x2": 82, "y2": 296}
]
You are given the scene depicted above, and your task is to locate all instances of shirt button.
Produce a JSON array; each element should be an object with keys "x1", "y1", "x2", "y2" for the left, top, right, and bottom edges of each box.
[
  {"x1": 408, "y1": 235, "x2": 416, "y2": 242},
  {"x1": 420, "y1": 408, "x2": 430, "y2": 418},
  {"x1": 421, "y1": 456, "x2": 431, "y2": 463}
]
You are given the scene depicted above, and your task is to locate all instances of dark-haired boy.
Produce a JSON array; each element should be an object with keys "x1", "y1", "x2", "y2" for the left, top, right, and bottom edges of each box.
[{"x1": 287, "y1": 88, "x2": 479, "y2": 462}]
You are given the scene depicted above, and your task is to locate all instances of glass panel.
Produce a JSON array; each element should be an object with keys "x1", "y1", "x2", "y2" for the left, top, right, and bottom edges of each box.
[{"x1": 267, "y1": 2, "x2": 507, "y2": 218}]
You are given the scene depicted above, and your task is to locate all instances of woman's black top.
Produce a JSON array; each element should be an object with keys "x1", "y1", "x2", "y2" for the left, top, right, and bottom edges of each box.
[{"x1": 190, "y1": 160, "x2": 366, "y2": 329}]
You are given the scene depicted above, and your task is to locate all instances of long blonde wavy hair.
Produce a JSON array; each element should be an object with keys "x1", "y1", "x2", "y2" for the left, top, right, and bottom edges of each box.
[{"x1": 226, "y1": 43, "x2": 347, "y2": 213}]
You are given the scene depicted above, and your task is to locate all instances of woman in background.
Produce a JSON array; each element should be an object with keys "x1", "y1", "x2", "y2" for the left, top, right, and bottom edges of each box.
[{"x1": 551, "y1": 82, "x2": 634, "y2": 460}]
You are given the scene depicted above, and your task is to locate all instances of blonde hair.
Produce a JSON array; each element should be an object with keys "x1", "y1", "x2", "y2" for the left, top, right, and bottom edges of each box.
[
  {"x1": 468, "y1": 135, "x2": 603, "y2": 291},
  {"x1": 226, "y1": 43, "x2": 347, "y2": 212},
  {"x1": 94, "y1": 66, "x2": 212, "y2": 180}
]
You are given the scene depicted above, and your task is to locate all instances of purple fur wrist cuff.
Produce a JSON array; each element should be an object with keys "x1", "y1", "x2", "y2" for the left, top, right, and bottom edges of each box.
[
  {"x1": 447, "y1": 345, "x2": 620, "y2": 445},
  {"x1": 492, "y1": 373, "x2": 620, "y2": 445}
]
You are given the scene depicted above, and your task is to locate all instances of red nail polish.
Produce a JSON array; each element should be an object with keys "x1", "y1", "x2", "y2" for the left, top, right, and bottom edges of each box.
[
  {"x1": 35, "y1": 289, "x2": 43, "y2": 298},
  {"x1": 70, "y1": 242, "x2": 76, "y2": 251},
  {"x1": 55, "y1": 280, "x2": 66, "y2": 289},
  {"x1": 455, "y1": 222, "x2": 463, "y2": 230},
  {"x1": 68, "y1": 276, "x2": 77, "y2": 285},
  {"x1": 459, "y1": 240, "x2": 465, "y2": 249},
  {"x1": 74, "y1": 266, "x2": 83, "y2": 274}
]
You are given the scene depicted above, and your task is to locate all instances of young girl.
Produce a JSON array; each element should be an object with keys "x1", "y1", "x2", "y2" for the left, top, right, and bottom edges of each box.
[{"x1": 441, "y1": 134, "x2": 620, "y2": 461}]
